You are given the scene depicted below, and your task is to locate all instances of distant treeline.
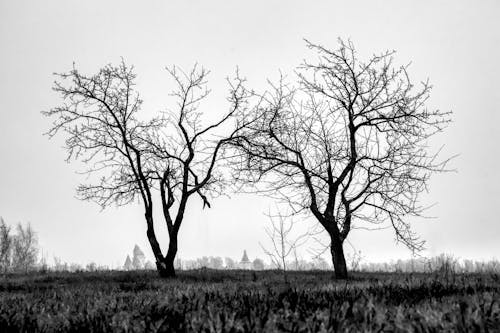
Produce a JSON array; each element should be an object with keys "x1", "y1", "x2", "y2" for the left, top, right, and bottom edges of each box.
[
  {"x1": 360, "y1": 254, "x2": 500, "y2": 274},
  {"x1": 173, "y1": 256, "x2": 331, "y2": 271},
  {"x1": 1, "y1": 218, "x2": 498, "y2": 274},
  {"x1": 40, "y1": 254, "x2": 500, "y2": 275}
]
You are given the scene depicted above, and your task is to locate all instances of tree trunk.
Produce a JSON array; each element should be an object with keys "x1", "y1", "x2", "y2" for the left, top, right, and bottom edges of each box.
[
  {"x1": 330, "y1": 235, "x2": 348, "y2": 279},
  {"x1": 161, "y1": 231, "x2": 178, "y2": 278},
  {"x1": 156, "y1": 259, "x2": 175, "y2": 278},
  {"x1": 144, "y1": 213, "x2": 174, "y2": 278}
]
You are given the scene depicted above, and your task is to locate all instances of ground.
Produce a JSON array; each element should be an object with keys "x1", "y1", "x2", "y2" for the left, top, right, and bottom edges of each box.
[{"x1": 0, "y1": 270, "x2": 499, "y2": 332}]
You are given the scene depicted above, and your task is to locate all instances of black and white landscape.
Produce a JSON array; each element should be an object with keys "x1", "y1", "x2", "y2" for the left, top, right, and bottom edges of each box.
[{"x1": 0, "y1": 1, "x2": 499, "y2": 331}]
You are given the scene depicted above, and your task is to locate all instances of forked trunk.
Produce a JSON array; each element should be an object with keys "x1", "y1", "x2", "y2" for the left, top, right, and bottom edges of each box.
[
  {"x1": 330, "y1": 235, "x2": 348, "y2": 279},
  {"x1": 162, "y1": 231, "x2": 178, "y2": 278},
  {"x1": 152, "y1": 232, "x2": 178, "y2": 278},
  {"x1": 156, "y1": 258, "x2": 175, "y2": 278},
  {"x1": 145, "y1": 213, "x2": 177, "y2": 278}
]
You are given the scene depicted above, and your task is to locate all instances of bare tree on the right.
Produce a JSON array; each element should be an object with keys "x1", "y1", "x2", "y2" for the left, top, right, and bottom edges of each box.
[{"x1": 231, "y1": 39, "x2": 452, "y2": 279}]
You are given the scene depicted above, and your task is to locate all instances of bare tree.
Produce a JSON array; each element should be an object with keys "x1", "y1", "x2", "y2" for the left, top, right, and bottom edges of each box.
[
  {"x1": 260, "y1": 209, "x2": 309, "y2": 282},
  {"x1": 53, "y1": 256, "x2": 69, "y2": 271},
  {"x1": 44, "y1": 62, "x2": 249, "y2": 277},
  {"x1": 224, "y1": 257, "x2": 236, "y2": 269},
  {"x1": 11, "y1": 223, "x2": 38, "y2": 273},
  {"x1": 141, "y1": 66, "x2": 251, "y2": 277},
  {"x1": 0, "y1": 218, "x2": 12, "y2": 273},
  {"x1": 231, "y1": 39, "x2": 452, "y2": 279},
  {"x1": 252, "y1": 258, "x2": 265, "y2": 270},
  {"x1": 209, "y1": 256, "x2": 224, "y2": 269}
]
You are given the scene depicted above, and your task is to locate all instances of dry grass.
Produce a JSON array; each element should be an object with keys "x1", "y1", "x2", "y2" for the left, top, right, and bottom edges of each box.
[{"x1": 0, "y1": 269, "x2": 499, "y2": 332}]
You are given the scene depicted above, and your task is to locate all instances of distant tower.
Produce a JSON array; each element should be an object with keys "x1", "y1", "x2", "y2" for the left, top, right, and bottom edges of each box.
[
  {"x1": 132, "y1": 244, "x2": 146, "y2": 269},
  {"x1": 240, "y1": 250, "x2": 251, "y2": 270}
]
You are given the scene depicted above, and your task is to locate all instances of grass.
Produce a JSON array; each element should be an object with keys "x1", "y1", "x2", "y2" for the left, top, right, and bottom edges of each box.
[{"x1": 0, "y1": 269, "x2": 499, "y2": 332}]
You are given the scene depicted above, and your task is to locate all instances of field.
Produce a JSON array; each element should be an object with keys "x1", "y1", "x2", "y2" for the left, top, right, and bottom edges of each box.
[{"x1": 0, "y1": 270, "x2": 499, "y2": 332}]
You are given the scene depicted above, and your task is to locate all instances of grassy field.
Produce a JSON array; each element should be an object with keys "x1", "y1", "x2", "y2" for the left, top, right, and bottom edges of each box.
[{"x1": 0, "y1": 269, "x2": 499, "y2": 332}]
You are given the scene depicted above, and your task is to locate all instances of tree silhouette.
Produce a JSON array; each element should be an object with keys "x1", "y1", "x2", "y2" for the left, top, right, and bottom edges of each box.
[
  {"x1": 44, "y1": 62, "x2": 249, "y2": 277},
  {"x1": 231, "y1": 39, "x2": 452, "y2": 279}
]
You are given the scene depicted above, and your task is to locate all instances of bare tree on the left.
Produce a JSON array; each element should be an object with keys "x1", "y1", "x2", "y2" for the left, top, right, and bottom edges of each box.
[
  {"x1": 43, "y1": 61, "x2": 248, "y2": 277},
  {"x1": 0, "y1": 218, "x2": 12, "y2": 273},
  {"x1": 0, "y1": 218, "x2": 38, "y2": 273}
]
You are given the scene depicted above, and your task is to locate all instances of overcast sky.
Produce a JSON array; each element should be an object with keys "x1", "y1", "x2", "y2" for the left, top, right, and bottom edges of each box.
[{"x1": 0, "y1": 0, "x2": 499, "y2": 267}]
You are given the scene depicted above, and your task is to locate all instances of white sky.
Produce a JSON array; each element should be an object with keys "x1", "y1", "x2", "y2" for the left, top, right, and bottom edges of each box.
[{"x1": 0, "y1": 0, "x2": 499, "y2": 267}]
